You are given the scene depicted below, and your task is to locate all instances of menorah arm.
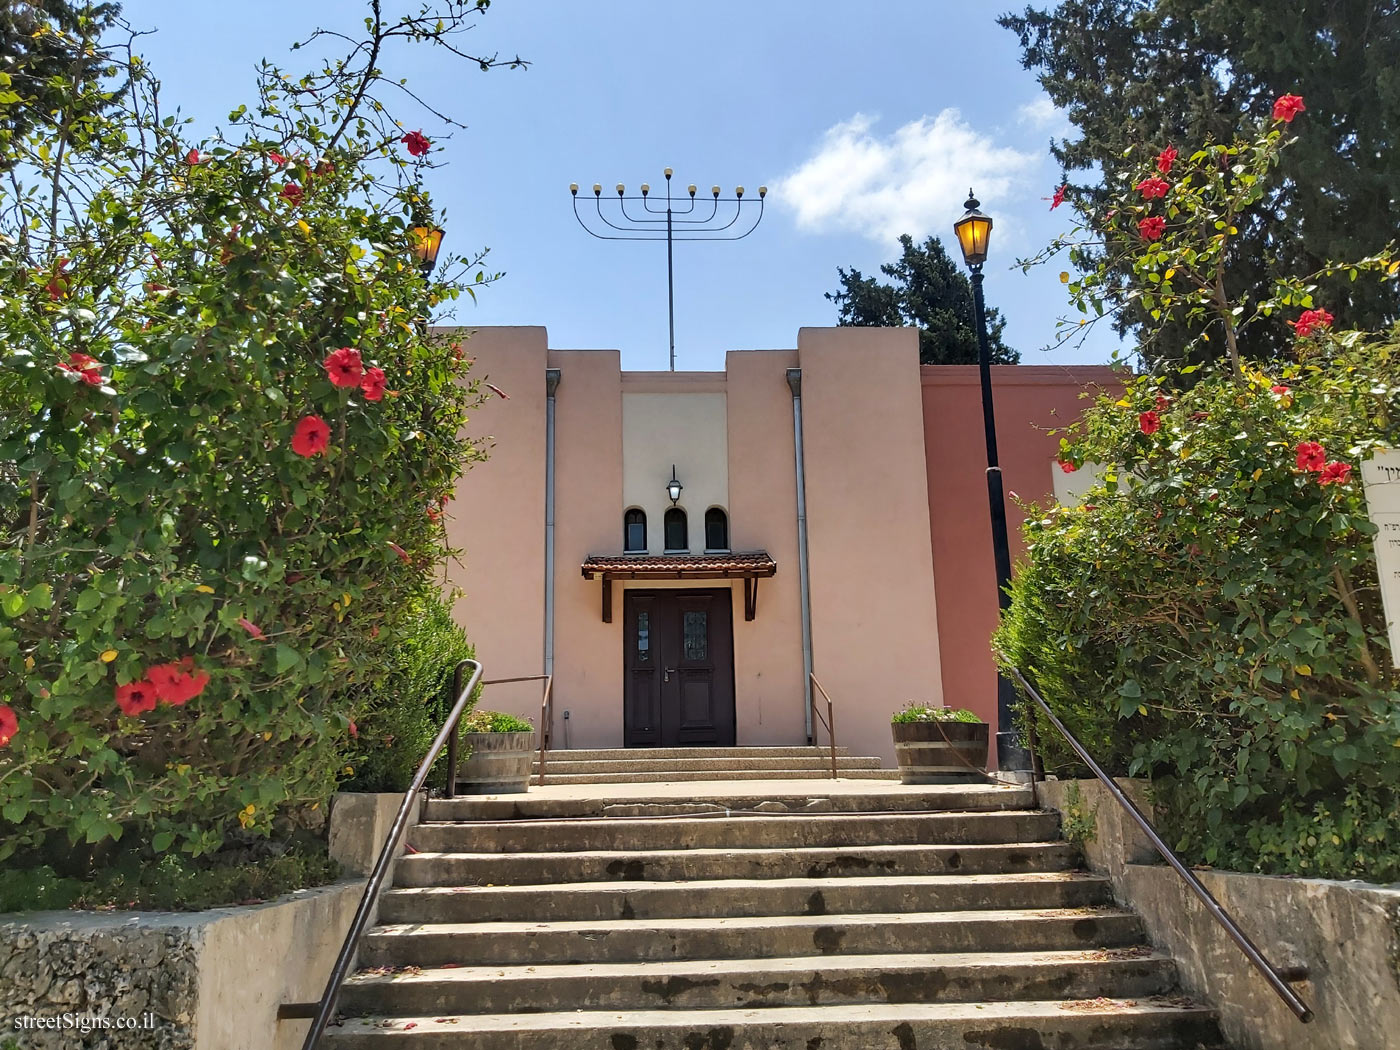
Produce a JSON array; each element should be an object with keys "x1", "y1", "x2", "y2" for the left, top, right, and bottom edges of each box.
[{"x1": 673, "y1": 199, "x2": 764, "y2": 241}]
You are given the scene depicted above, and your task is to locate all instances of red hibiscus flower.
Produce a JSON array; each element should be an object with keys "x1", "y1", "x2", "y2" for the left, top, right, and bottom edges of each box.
[
  {"x1": 148, "y1": 657, "x2": 211, "y2": 707},
  {"x1": 1057, "y1": 459, "x2": 1076, "y2": 474},
  {"x1": 57, "y1": 352, "x2": 105, "y2": 386},
  {"x1": 323, "y1": 347, "x2": 364, "y2": 388},
  {"x1": 44, "y1": 256, "x2": 71, "y2": 300},
  {"x1": 238, "y1": 617, "x2": 266, "y2": 640},
  {"x1": 1156, "y1": 146, "x2": 1177, "y2": 174},
  {"x1": 186, "y1": 148, "x2": 203, "y2": 166},
  {"x1": 1295, "y1": 441, "x2": 1326, "y2": 472},
  {"x1": 401, "y1": 130, "x2": 431, "y2": 157},
  {"x1": 116, "y1": 679, "x2": 159, "y2": 717},
  {"x1": 1049, "y1": 184, "x2": 1067, "y2": 210},
  {"x1": 1272, "y1": 94, "x2": 1306, "y2": 123},
  {"x1": 349, "y1": 720, "x2": 358, "y2": 739},
  {"x1": 1271, "y1": 384, "x2": 1291, "y2": 395},
  {"x1": 360, "y1": 366, "x2": 387, "y2": 401},
  {"x1": 269, "y1": 150, "x2": 286, "y2": 166},
  {"x1": 314, "y1": 158, "x2": 335, "y2": 177},
  {"x1": 1290, "y1": 308, "x2": 1334, "y2": 338},
  {"x1": 1319, "y1": 461, "x2": 1353, "y2": 486},
  {"x1": 280, "y1": 182, "x2": 304, "y2": 206},
  {"x1": 0, "y1": 704, "x2": 16, "y2": 747},
  {"x1": 1154, "y1": 394, "x2": 1171, "y2": 413},
  {"x1": 1139, "y1": 410, "x2": 1161, "y2": 435},
  {"x1": 1136, "y1": 176, "x2": 1170, "y2": 199},
  {"x1": 291, "y1": 414, "x2": 331, "y2": 457},
  {"x1": 1138, "y1": 215, "x2": 1166, "y2": 241}
]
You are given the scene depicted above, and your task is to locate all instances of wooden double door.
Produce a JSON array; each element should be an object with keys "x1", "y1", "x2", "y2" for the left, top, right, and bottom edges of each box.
[{"x1": 623, "y1": 589, "x2": 736, "y2": 747}]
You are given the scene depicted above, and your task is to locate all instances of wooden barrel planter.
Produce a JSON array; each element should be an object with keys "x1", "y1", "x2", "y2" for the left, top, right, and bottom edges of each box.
[
  {"x1": 456, "y1": 730, "x2": 536, "y2": 793},
  {"x1": 892, "y1": 720, "x2": 990, "y2": 783}
]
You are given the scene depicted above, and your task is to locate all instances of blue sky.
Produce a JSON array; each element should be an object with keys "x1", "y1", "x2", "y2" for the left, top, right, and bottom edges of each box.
[{"x1": 122, "y1": 0, "x2": 1120, "y2": 371}]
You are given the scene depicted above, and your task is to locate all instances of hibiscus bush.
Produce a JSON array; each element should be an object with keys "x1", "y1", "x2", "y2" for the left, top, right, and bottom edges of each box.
[
  {"x1": 999, "y1": 95, "x2": 1400, "y2": 881},
  {"x1": 0, "y1": 3, "x2": 518, "y2": 868}
]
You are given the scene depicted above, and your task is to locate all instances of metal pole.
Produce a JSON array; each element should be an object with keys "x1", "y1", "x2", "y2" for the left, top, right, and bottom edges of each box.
[
  {"x1": 666, "y1": 197, "x2": 675, "y2": 372},
  {"x1": 787, "y1": 368, "x2": 815, "y2": 743},
  {"x1": 970, "y1": 269, "x2": 1028, "y2": 772}
]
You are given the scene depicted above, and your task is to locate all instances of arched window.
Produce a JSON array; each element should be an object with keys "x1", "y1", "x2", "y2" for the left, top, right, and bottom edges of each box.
[
  {"x1": 704, "y1": 507, "x2": 729, "y2": 552},
  {"x1": 624, "y1": 508, "x2": 647, "y2": 552},
  {"x1": 663, "y1": 507, "x2": 688, "y2": 552}
]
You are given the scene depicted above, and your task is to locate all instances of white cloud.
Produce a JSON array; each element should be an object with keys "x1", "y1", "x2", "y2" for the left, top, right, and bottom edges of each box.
[
  {"x1": 770, "y1": 111, "x2": 1039, "y2": 244},
  {"x1": 1017, "y1": 97, "x2": 1065, "y2": 129}
]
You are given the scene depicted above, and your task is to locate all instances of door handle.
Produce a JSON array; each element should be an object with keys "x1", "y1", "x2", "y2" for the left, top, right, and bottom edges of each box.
[{"x1": 664, "y1": 667, "x2": 676, "y2": 682}]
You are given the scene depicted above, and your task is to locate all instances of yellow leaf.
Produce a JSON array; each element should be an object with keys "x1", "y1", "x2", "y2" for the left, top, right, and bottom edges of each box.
[
  {"x1": 1251, "y1": 468, "x2": 1263, "y2": 481},
  {"x1": 1295, "y1": 664, "x2": 1312, "y2": 676},
  {"x1": 262, "y1": 731, "x2": 272, "y2": 741},
  {"x1": 1202, "y1": 332, "x2": 1210, "y2": 342},
  {"x1": 99, "y1": 650, "x2": 117, "y2": 663},
  {"x1": 25, "y1": 655, "x2": 36, "y2": 670},
  {"x1": 1164, "y1": 268, "x2": 1176, "y2": 280},
  {"x1": 342, "y1": 593, "x2": 352, "y2": 606},
  {"x1": 195, "y1": 584, "x2": 215, "y2": 594},
  {"x1": 1290, "y1": 689, "x2": 1300, "y2": 700},
  {"x1": 296, "y1": 219, "x2": 311, "y2": 235},
  {"x1": 1115, "y1": 397, "x2": 1132, "y2": 408},
  {"x1": 1059, "y1": 271, "x2": 1069, "y2": 284},
  {"x1": 1178, "y1": 495, "x2": 1188, "y2": 506}
]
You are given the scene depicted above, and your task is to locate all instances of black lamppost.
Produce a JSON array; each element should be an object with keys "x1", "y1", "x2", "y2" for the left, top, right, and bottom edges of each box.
[{"x1": 953, "y1": 189, "x2": 1030, "y2": 774}]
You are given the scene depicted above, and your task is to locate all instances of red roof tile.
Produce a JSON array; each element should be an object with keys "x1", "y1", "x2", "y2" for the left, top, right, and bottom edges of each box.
[{"x1": 581, "y1": 551, "x2": 776, "y2": 579}]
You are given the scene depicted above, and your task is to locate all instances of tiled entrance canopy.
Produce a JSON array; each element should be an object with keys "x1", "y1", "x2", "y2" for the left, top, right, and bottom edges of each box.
[{"x1": 580, "y1": 551, "x2": 776, "y2": 622}]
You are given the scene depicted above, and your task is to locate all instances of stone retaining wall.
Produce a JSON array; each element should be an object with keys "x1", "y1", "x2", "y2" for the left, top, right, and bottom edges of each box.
[
  {"x1": 0, "y1": 792, "x2": 410, "y2": 1050},
  {"x1": 1038, "y1": 778, "x2": 1400, "y2": 1050}
]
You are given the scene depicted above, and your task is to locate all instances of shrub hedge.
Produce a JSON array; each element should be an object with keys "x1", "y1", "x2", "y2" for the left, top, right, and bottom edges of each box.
[{"x1": 996, "y1": 341, "x2": 1400, "y2": 881}]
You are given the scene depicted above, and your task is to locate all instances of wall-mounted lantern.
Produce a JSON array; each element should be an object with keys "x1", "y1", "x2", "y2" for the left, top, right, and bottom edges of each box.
[{"x1": 666, "y1": 465, "x2": 684, "y2": 506}]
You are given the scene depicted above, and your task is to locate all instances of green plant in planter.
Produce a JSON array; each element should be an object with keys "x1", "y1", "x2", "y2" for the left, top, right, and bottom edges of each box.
[
  {"x1": 460, "y1": 710, "x2": 534, "y2": 734},
  {"x1": 891, "y1": 705, "x2": 983, "y2": 724}
]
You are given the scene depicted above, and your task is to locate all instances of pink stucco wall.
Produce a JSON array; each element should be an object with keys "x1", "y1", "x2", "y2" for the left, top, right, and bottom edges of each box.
[
  {"x1": 921, "y1": 365, "x2": 1123, "y2": 764},
  {"x1": 443, "y1": 327, "x2": 547, "y2": 722},
  {"x1": 800, "y1": 328, "x2": 943, "y2": 762},
  {"x1": 548, "y1": 349, "x2": 625, "y2": 748},
  {"x1": 724, "y1": 350, "x2": 806, "y2": 745}
]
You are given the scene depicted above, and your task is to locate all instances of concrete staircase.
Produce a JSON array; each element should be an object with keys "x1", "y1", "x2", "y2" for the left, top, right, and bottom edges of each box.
[
  {"x1": 324, "y1": 775, "x2": 1224, "y2": 1049},
  {"x1": 534, "y1": 745, "x2": 901, "y2": 784}
]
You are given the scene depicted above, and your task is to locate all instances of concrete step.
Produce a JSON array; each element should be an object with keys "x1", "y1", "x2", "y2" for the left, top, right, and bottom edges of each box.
[
  {"x1": 533, "y1": 768, "x2": 904, "y2": 783},
  {"x1": 377, "y1": 872, "x2": 1112, "y2": 923},
  {"x1": 339, "y1": 949, "x2": 1179, "y2": 1015},
  {"x1": 537, "y1": 746, "x2": 857, "y2": 762},
  {"x1": 359, "y1": 907, "x2": 1144, "y2": 967},
  {"x1": 535, "y1": 755, "x2": 885, "y2": 773},
  {"x1": 423, "y1": 784, "x2": 1032, "y2": 821},
  {"x1": 322, "y1": 998, "x2": 1222, "y2": 1049},
  {"x1": 393, "y1": 840, "x2": 1081, "y2": 886},
  {"x1": 408, "y1": 810, "x2": 1061, "y2": 854}
]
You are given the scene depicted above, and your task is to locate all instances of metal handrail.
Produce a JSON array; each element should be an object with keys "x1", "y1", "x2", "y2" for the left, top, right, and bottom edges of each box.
[
  {"x1": 808, "y1": 673, "x2": 838, "y2": 779},
  {"x1": 440, "y1": 673, "x2": 553, "y2": 797},
  {"x1": 1009, "y1": 666, "x2": 1314, "y2": 1024},
  {"x1": 297, "y1": 657, "x2": 484, "y2": 1050}
]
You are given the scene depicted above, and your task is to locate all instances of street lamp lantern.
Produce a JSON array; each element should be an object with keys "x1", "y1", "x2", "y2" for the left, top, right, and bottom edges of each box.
[
  {"x1": 666, "y1": 466, "x2": 684, "y2": 506},
  {"x1": 952, "y1": 189, "x2": 1029, "y2": 775},
  {"x1": 953, "y1": 189, "x2": 993, "y2": 268},
  {"x1": 409, "y1": 224, "x2": 445, "y2": 275}
]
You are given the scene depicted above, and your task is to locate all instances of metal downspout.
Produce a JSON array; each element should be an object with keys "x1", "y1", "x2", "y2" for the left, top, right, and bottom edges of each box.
[
  {"x1": 544, "y1": 369, "x2": 561, "y2": 698},
  {"x1": 786, "y1": 368, "x2": 815, "y2": 743}
]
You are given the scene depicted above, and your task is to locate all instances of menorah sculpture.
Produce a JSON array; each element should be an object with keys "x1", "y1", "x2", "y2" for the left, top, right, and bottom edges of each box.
[{"x1": 571, "y1": 169, "x2": 766, "y2": 371}]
